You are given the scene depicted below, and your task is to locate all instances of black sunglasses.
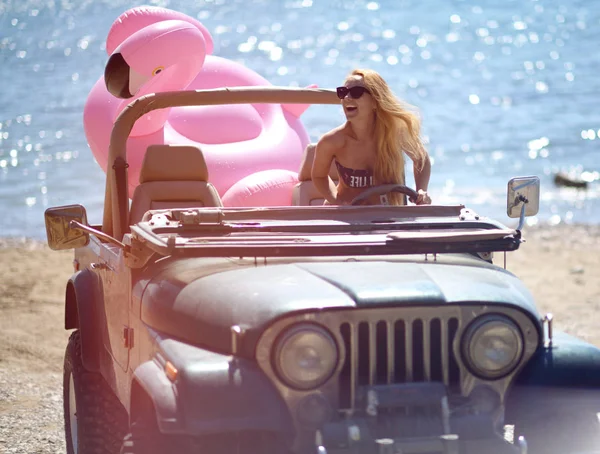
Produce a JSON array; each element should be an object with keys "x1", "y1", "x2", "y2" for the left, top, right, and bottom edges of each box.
[{"x1": 336, "y1": 86, "x2": 370, "y2": 100}]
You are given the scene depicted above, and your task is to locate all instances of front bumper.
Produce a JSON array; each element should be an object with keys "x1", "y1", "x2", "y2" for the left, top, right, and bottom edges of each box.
[
  {"x1": 317, "y1": 429, "x2": 525, "y2": 454},
  {"x1": 313, "y1": 382, "x2": 524, "y2": 454}
]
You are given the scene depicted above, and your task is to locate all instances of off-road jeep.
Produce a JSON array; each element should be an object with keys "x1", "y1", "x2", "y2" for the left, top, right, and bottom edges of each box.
[{"x1": 45, "y1": 87, "x2": 600, "y2": 454}]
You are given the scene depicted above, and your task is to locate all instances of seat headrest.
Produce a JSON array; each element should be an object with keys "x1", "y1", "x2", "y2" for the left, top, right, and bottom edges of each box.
[
  {"x1": 140, "y1": 145, "x2": 209, "y2": 184},
  {"x1": 297, "y1": 143, "x2": 339, "y2": 182}
]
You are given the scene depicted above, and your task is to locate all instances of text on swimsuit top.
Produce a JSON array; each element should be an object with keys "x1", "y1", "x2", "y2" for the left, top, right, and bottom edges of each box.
[{"x1": 334, "y1": 160, "x2": 374, "y2": 188}]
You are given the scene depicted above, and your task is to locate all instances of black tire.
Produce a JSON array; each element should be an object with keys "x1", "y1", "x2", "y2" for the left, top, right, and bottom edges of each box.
[{"x1": 64, "y1": 330, "x2": 128, "y2": 454}]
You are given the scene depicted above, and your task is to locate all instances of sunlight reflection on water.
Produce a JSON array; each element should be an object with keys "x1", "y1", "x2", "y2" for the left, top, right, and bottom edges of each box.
[{"x1": 0, "y1": 0, "x2": 599, "y2": 238}]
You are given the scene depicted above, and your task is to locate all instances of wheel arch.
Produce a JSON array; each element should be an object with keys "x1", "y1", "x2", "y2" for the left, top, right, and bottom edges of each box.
[
  {"x1": 505, "y1": 331, "x2": 600, "y2": 454},
  {"x1": 65, "y1": 280, "x2": 78, "y2": 330},
  {"x1": 65, "y1": 269, "x2": 104, "y2": 373},
  {"x1": 506, "y1": 330, "x2": 600, "y2": 421},
  {"x1": 130, "y1": 360, "x2": 180, "y2": 432}
]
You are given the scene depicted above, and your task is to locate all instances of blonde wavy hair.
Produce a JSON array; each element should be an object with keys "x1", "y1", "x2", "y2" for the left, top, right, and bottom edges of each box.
[{"x1": 347, "y1": 69, "x2": 428, "y2": 204}]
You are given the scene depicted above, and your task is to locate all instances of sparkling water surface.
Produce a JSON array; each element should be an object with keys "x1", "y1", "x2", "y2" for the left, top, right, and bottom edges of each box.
[{"x1": 1, "y1": 0, "x2": 599, "y2": 239}]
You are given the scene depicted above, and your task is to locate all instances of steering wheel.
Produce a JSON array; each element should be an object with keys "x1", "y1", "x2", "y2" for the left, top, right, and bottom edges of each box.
[{"x1": 350, "y1": 184, "x2": 419, "y2": 206}]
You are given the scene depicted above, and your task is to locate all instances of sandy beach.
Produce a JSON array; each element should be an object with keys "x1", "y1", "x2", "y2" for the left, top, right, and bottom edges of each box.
[{"x1": 0, "y1": 224, "x2": 599, "y2": 452}]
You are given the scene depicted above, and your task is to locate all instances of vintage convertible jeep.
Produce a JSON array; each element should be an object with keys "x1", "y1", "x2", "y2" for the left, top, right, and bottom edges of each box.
[{"x1": 45, "y1": 87, "x2": 600, "y2": 454}]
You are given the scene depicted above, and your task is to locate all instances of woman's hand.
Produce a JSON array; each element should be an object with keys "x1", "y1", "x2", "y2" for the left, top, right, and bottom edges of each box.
[{"x1": 415, "y1": 189, "x2": 431, "y2": 205}]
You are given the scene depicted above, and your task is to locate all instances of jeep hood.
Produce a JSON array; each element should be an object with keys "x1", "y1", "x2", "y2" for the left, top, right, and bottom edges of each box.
[{"x1": 139, "y1": 257, "x2": 538, "y2": 357}]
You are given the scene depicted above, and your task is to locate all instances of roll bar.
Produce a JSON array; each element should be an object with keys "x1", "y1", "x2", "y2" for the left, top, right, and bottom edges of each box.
[{"x1": 103, "y1": 87, "x2": 340, "y2": 239}]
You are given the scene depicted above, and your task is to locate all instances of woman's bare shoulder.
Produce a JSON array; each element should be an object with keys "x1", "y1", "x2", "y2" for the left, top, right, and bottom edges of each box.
[{"x1": 318, "y1": 124, "x2": 347, "y2": 149}]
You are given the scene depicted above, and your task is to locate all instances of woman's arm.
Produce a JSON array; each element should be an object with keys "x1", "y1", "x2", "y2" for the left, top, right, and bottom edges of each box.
[
  {"x1": 312, "y1": 136, "x2": 339, "y2": 204},
  {"x1": 413, "y1": 152, "x2": 431, "y2": 192},
  {"x1": 405, "y1": 146, "x2": 432, "y2": 204}
]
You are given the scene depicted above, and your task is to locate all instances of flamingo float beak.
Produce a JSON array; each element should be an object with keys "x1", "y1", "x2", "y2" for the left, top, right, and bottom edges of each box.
[{"x1": 105, "y1": 53, "x2": 133, "y2": 99}]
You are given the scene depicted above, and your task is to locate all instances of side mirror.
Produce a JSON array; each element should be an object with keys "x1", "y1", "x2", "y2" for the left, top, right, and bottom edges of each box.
[
  {"x1": 44, "y1": 204, "x2": 90, "y2": 251},
  {"x1": 507, "y1": 176, "x2": 540, "y2": 218},
  {"x1": 507, "y1": 176, "x2": 540, "y2": 231}
]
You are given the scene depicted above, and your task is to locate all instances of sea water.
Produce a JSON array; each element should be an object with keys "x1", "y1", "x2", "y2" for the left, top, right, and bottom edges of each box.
[{"x1": 1, "y1": 0, "x2": 599, "y2": 239}]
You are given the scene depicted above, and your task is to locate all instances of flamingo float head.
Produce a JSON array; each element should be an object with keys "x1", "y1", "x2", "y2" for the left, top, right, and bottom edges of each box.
[
  {"x1": 103, "y1": 6, "x2": 214, "y2": 100},
  {"x1": 105, "y1": 20, "x2": 208, "y2": 100},
  {"x1": 101, "y1": 6, "x2": 213, "y2": 135}
]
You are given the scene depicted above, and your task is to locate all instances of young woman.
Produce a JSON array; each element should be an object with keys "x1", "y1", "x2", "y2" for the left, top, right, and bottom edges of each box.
[{"x1": 312, "y1": 69, "x2": 431, "y2": 206}]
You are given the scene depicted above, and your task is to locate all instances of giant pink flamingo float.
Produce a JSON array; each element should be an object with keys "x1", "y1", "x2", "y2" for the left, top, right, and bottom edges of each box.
[{"x1": 84, "y1": 6, "x2": 313, "y2": 206}]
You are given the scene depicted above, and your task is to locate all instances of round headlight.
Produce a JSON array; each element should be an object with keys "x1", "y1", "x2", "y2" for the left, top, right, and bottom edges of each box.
[
  {"x1": 273, "y1": 324, "x2": 338, "y2": 390},
  {"x1": 462, "y1": 315, "x2": 524, "y2": 379}
]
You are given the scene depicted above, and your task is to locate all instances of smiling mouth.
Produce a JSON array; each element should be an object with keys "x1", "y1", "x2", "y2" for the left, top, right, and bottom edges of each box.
[{"x1": 345, "y1": 106, "x2": 358, "y2": 113}]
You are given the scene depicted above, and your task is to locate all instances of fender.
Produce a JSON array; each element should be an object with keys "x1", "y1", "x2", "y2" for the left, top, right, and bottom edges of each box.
[
  {"x1": 133, "y1": 342, "x2": 294, "y2": 437},
  {"x1": 506, "y1": 330, "x2": 600, "y2": 418},
  {"x1": 512, "y1": 330, "x2": 600, "y2": 387},
  {"x1": 131, "y1": 360, "x2": 179, "y2": 431},
  {"x1": 65, "y1": 269, "x2": 104, "y2": 373}
]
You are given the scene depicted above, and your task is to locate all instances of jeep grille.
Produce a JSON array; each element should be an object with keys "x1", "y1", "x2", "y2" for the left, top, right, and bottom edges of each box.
[
  {"x1": 338, "y1": 317, "x2": 461, "y2": 410},
  {"x1": 256, "y1": 305, "x2": 539, "y2": 420}
]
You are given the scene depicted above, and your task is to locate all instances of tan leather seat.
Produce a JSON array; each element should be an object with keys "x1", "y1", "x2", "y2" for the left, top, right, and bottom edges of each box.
[
  {"x1": 292, "y1": 143, "x2": 339, "y2": 206},
  {"x1": 129, "y1": 144, "x2": 222, "y2": 224}
]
